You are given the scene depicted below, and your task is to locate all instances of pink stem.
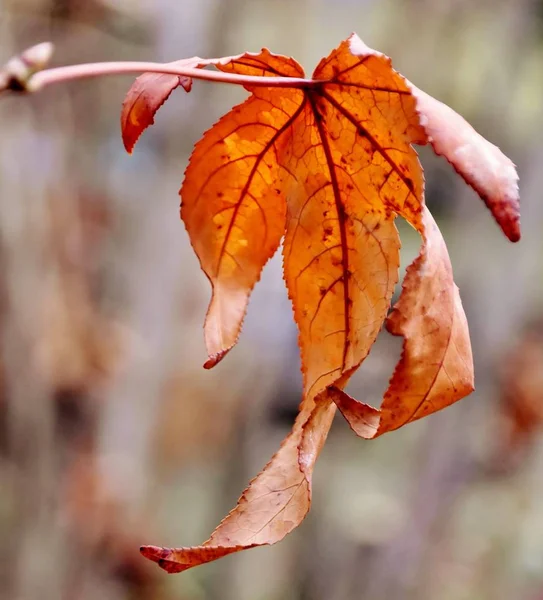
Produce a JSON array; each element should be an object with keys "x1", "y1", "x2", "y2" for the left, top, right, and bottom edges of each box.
[{"x1": 28, "y1": 61, "x2": 320, "y2": 91}]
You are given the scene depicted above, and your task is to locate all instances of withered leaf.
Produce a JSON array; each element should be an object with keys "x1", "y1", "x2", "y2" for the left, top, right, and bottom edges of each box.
[
  {"x1": 409, "y1": 84, "x2": 520, "y2": 242},
  {"x1": 123, "y1": 33, "x2": 519, "y2": 573},
  {"x1": 121, "y1": 59, "x2": 193, "y2": 154},
  {"x1": 141, "y1": 394, "x2": 335, "y2": 572},
  {"x1": 329, "y1": 206, "x2": 474, "y2": 438}
]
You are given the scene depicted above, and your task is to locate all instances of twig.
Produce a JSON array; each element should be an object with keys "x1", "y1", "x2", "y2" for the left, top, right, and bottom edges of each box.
[{"x1": 1, "y1": 42, "x2": 320, "y2": 94}]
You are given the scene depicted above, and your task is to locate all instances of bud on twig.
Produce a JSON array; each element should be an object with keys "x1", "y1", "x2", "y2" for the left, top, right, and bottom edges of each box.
[{"x1": 0, "y1": 42, "x2": 54, "y2": 93}]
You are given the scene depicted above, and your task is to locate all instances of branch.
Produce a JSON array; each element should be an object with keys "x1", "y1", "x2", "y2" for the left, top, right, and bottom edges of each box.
[{"x1": 0, "y1": 42, "x2": 318, "y2": 94}]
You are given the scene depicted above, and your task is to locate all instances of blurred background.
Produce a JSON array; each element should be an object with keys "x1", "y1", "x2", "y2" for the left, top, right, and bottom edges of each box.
[{"x1": 1, "y1": 1, "x2": 543, "y2": 599}]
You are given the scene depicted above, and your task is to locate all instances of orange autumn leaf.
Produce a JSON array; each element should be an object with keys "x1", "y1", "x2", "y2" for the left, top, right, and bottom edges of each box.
[
  {"x1": 121, "y1": 33, "x2": 519, "y2": 574},
  {"x1": 281, "y1": 36, "x2": 426, "y2": 403},
  {"x1": 180, "y1": 50, "x2": 305, "y2": 367},
  {"x1": 121, "y1": 59, "x2": 193, "y2": 153},
  {"x1": 141, "y1": 393, "x2": 335, "y2": 572},
  {"x1": 329, "y1": 207, "x2": 474, "y2": 438}
]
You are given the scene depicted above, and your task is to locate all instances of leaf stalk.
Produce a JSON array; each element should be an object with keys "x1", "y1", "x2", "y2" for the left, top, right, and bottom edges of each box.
[{"x1": 1, "y1": 50, "x2": 321, "y2": 93}]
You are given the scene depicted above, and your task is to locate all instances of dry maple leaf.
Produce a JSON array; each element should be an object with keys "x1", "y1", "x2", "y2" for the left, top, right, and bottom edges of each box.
[{"x1": 121, "y1": 33, "x2": 520, "y2": 573}]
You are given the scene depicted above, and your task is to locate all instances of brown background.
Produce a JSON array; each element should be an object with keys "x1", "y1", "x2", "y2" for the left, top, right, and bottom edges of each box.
[{"x1": 1, "y1": 1, "x2": 543, "y2": 599}]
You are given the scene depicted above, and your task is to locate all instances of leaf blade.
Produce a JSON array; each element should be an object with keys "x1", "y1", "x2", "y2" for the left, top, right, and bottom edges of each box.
[
  {"x1": 281, "y1": 34, "x2": 431, "y2": 402},
  {"x1": 281, "y1": 99, "x2": 401, "y2": 401},
  {"x1": 331, "y1": 206, "x2": 474, "y2": 437},
  {"x1": 409, "y1": 84, "x2": 520, "y2": 242},
  {"x1": 182, "y1": 88, "x2": 305, "y2": 367},
  {"x1": 141, "y1": 394, "x2": 335, "y2": 573},
  {"x1": 121, "y1": 59, "x2": 194, "y2": 154}
]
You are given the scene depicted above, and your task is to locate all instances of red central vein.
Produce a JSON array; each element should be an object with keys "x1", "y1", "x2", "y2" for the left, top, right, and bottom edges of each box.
[
  {"x1": 216, "y1": 97, "x2": 307, "y2": 277},
  {"x1": 320, "y1": 89, "x2": 416, "y2": 196},
  {"x1": 331, "y1": 55, "x2": 371, "y2": 79},
  {"x1": 308, "y1": 91, "x2": 350, "y2": 373},
  {"x1": 327, "y1": 82, "x2": 411, "y2": 95},
  {"x1": 227, "y1": 59, "x2": 302, "y2": 78}
]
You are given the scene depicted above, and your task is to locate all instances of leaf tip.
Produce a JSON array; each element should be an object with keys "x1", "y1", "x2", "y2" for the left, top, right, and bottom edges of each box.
[
  {"x1": 203, "y1": 350, "x2": 228, "y2": 369},
  {"x1": 480, "y1": 187, "x2": 521, "y2": 242},
  {"x1": 141, "y1": 546, "x2": 186, "y2": 574},
  {"x1": 504, "y1": 218, "x2": 521, "y2": 243},
  {"x1": 180, "y1": 77, "x2": 193, "y2": 93},
  {"x1": 348, "y1": 32, "x2": 384, "y2": 60},
  {"x1": 140, "y1": 545, "x2": 168, "y2": 562},
  {"x1": 122, "y1": 136, "x2": 136, "y2": 155},
  {"x1": 509, "y1": 230, "x2": 521, "y2": 243}
]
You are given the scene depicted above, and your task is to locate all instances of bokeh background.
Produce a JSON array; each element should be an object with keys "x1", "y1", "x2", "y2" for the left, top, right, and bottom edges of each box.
[{"x1": 1, "y1": 1, "x2": 543, "y2": 599}]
